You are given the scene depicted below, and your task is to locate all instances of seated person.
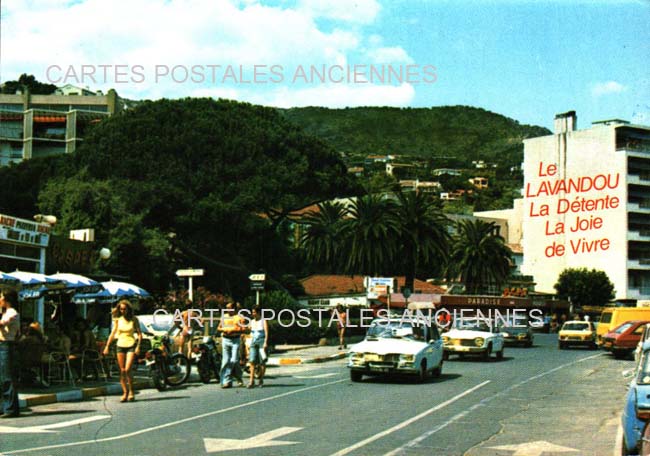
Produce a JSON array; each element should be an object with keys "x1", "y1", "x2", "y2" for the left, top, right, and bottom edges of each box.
[{"x1": 18, "y1": 323, "x2": 47, "y2": 384}]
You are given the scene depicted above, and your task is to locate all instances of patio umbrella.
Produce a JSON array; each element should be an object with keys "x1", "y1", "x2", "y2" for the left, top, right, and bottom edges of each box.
[
  {"x1": 73, "y1": 280, "x2": 151, "y2": 303},
  {"x1": 100, "y1": 280, "x2": 151, "y2": 298},
  {"x1": 6, "y1": 271, "x2": 65, "y2": 300},
  {"x1": 48, "y1": 272, "x2": 103, "y2": 294},
  {"x1": 6, "y1": 271, "x2": 62, "y2": 287},
  {"x1": 0, "y1": 271, "x2": 19, "y2": 285}
]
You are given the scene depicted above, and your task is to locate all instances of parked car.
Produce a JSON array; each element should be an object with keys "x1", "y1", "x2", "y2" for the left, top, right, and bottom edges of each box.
[
  {"x1": 635, "y1": 324, "x2": 650, "y2": 363},
  {"x1": 622, "y1": 340, "x2": 650, "y2": 455},
  {"x1": 348, "y1": 317, "x2": 444, "y2": 382},
  {"x1": 601, "y1": 320, "x2": 650, "y2": 359},
  {"x1": 500, "y1": 320, "x2": 534, "y2": 347},
  {"x1": 557, "y1": 321, "x2": 597, "y2": 349},
  {"x1": 442, "y1": 318, "x2": 505, "y2": 361},
  {"x1": 598, "y1": 307, "x2": 650, "y2": 344}
]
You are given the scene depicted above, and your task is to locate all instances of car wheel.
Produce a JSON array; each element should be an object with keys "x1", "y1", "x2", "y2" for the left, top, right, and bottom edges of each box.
[
  {"x1": 431, "y1": 360, "x2": 443, "y2": 378},
  {"x1": 482, "y1": 344, "x2": 492, "y2": 361},
  {"x1": 418, "y1": 360, "x2": 428, "y2": 383},
  {"x1": 613, "y1": 350, "x2": 629, "y2": 360},
  {"x1": 350, "y1": 370, "x2": 363, "y2": 382},
  {"x1": 526, "y1": 340, "x2": 533, "y2": 348},
  {"x1": 558, "y1": 342, "x2": 565, "y2": 350},
  {"x1": 621, "y1": 436, "x2": 632, "y2": 456},
  {"x1": 496, "y1": 346, "x2": 504, "y2": 361},
  {"x1": 442, "y1": 352, "x2": 449, "y2": 361}
]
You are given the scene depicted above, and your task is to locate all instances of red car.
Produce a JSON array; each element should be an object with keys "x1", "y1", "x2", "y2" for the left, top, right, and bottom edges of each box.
[{"x1": 601, "y1": 320, "x2": 650, "y2": 359}]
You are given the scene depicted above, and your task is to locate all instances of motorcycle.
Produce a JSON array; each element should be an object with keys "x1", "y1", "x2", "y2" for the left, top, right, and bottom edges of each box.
[
  {"x1": 193, "y1": 335, "x2": 222, "y2": 384},
  {"x1": 145, "y1": 334, "x2": 191, "y2": 391}
]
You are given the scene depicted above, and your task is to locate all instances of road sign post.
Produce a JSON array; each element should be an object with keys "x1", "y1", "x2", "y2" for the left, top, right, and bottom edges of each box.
[
  {"x1": 249, "y1": 273, "x2": 266, "y2": 306},
  {"x1": 176, "y1": 268, "x2": 204, "y2": 302}
]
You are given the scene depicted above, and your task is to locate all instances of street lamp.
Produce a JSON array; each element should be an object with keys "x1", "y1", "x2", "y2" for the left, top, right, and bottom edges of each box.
[
  {"x1": 99, "y1": 247, "x2": 111, "y2": 260},
  {"x1": 33, "y1": 214, "x2": 57, "y2": 225}
]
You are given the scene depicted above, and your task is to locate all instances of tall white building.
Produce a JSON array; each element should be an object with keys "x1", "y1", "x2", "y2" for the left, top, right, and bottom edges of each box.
[{"x1": 521, "y1": 111, "x2": 650, "y2": 300}]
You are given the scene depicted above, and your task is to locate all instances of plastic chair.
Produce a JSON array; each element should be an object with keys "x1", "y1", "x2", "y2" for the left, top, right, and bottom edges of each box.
[
  {"x1": 45, "y1": 351, "x2": 75, "y2": 386},
  {"x1": 80, "y1": 349, "x2": 108, "y2": 381}
]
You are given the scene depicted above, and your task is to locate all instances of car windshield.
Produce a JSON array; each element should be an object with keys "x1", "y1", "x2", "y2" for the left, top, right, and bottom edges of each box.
[
  {"x1": 454, "y1": 319, "x2": 492, "y2": 332},
  {"x1": 367, "y1": 321, "x2": 415, "y2": 339},
  {"x1": 139, "y1": 315, "x2": 175, "y2": 333},
  {"x1": 562, "y1": 322, "x2": 589, "y2": 331},
  {"x1": 638, "y1": 352, "x2": 650, "y2": 385},
  {"x1": 614, "y1": 322, "x2": 634, "y2": 334}
]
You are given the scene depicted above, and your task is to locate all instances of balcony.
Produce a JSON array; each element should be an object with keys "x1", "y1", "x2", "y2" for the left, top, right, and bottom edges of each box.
[
  {"x1": 628, "y1": 202, "x2": 650, "y2": 214},
  {"x1": 628, "y1": 174, "x2": 650, "y2": 186},
  {"x1": 628, "y1": 259, "x2": 650, "y2": 270},
  {"x1": 627, "y1": 287, "x2": 650, "y2": 300},
  {"x1": 628, "y1": 230, "x2": 650, "y2": 241}
]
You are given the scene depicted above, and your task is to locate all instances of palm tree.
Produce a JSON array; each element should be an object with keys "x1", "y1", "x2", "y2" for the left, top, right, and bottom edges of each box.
[
  {"x1": 342, "y1": 194, "x2": 400, "y2": 276},
  {"x1": 447, "y1": 219, "x2": 512, "y2": 294},
  {"x1": 395, "y1": 191, "x2": 450, "y2": 292},
  {"x1": 299, "y1": 201, "x2": 347, "y2": 272}
]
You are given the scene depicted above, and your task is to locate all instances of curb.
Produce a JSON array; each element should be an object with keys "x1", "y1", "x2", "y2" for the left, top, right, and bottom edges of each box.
[
  {"x1": 19, "y1": 378, "x2": 152, "y2": 410},
  {"x1": 266, "y1": 352, "x2": 347, "y2": 366}
]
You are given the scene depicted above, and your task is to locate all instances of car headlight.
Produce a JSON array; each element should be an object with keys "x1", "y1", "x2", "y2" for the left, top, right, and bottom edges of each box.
[
  {"x1": 442, "y1": 336, "x2": 450, "y2": 344},
  {"x1": 351, "y1": 352, "x2": 363, "y2": 359},
  {"x1": 400, "y1": 354, "x2": 415, "y2": 362},
  {"x1": 474, "y1": 337, "x2": 485, "y2": 347}
]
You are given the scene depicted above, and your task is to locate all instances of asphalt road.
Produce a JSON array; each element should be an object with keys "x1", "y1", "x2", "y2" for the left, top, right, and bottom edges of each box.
[{"x1": 0, "y1": 334, "x2": 633, "y2": 456}]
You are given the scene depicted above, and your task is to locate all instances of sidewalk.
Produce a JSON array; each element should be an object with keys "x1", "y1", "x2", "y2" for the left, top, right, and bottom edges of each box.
[{"x1": 17, "y1": 342, "x2": 351, "y2": 410}]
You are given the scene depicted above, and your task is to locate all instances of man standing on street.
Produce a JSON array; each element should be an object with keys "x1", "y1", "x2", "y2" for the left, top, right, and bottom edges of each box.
[
  {"x1": 217, "y1": 302, "x2": 245, "y2": 388},
  {"x1": 0, "y1": 288, "x2": 21, "y2": 418}
]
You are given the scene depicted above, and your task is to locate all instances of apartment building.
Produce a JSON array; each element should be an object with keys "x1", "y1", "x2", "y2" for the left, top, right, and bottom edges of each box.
[
  {"x1": 520, "y1": 111, "x2": 650, "y2": 300},
  {"x1": 0, "y1": 87, "x2": 120, "y2": 166}
]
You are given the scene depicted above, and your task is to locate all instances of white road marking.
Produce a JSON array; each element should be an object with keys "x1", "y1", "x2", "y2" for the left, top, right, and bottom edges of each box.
[
  {"x1": 328, "y1": 380, "x2": 491, "y2": 456},
  {"x1": 384, "y1": 352, "x2": 605, "y2": 455},
  {"x1": 614, "y1": 422, "x2": 623, "y2": 456},
  {"x1": 294, "y1": 373, "x2": 339, "y2": 379},
  {"x1": 0, "y1": 415, "x2": 111, "y2": 434},
  {"x1": 489, "y1": 440, "x2": 579, "y2": 455},
  {"x1": 204, "y1": 427, "x2": 302, "y2": 452},
  {"x1": 7, "y1": 379, "x2": 346, "y2": 454}
]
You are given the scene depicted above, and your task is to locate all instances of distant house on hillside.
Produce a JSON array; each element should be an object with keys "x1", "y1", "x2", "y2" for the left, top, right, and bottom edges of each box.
[
  {"x1": 298, "y1": 275, "x2": 445, "y2": 308},
  {"x1": 469, "y1": 176, "x2": 489, "y2": 189},
  {"x1": 433, "y1": 168, "x2": 461, "y2": 177},
  {"x1": 400, "y1": 179, "x2": 442, "y2": 193}
]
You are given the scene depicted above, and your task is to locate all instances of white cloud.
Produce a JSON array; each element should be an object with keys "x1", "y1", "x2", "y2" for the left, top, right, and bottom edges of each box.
[
  {"x1": 248, "y1": 83, "x2": 416, "y2": 108},
  {"x1": 366, "y1": 47, "x2": 414, "y2": 64},
  {"x1": 0, "y1": 0, "x2": 416, "y2": 108},
  {"x1": 591, "y1": 81, "x2": 627, "y2": 97},
  {"x1": 297, "y1": 0, "x2": 381, "y2": 24}
]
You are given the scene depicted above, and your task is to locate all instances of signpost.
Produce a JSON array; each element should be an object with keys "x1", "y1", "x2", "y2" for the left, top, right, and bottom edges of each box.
[
  {"x1": 249, "y1": 273, "x2": 266, "y2": 305},
  {"x1": 176, "y1": 268, "x2": 204, "y2": 302}
]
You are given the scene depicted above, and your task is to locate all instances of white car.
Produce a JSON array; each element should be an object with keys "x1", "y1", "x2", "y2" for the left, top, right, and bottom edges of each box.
[
  {"x1": 442, "y1": 318, "x2": 505, "y2": 361},
  {"x1": 348, "y1": 318, "x2": 444, "y2": 382}
]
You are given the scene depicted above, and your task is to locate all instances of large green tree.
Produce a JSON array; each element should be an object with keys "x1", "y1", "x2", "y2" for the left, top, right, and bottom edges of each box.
[
  {"x1": 554, "y1": 268, "x2": 615, "y2": 307},
  {"x1": 342, "y1": 195, "x2": 400, "y2": 276},
  {"x1": 31, "y1": 98, "x2": 358, "y2": 296},
  {"x1": 299, "y1": 201, "x2": 347, "y2": 272},
  {"x1": 395, "y1": 191, "x2": 449, "y2": 292},
  {"x1": 447, "y1": 219, "x2": 512, "y2": 294}
]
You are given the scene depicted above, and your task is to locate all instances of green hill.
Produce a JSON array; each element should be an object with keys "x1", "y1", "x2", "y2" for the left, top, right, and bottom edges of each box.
[{"x1": 280, "y1": 105, "x2": 550, "y2": 165}]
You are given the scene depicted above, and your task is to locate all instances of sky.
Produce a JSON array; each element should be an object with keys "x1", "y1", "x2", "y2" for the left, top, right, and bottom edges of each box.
[{"x1": 1, "y1": 0, "x2": 648, "y2": 129}]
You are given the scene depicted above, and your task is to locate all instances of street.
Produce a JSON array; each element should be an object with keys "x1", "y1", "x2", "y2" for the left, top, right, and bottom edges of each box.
[{"x1": 1, "y1": 334, "x2": 631, "y2": 456}]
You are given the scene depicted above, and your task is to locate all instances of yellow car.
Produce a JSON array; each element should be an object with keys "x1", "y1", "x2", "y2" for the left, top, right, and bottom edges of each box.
[{"x1": 558, "y1": 320, "x2": 597, "y2": 349}]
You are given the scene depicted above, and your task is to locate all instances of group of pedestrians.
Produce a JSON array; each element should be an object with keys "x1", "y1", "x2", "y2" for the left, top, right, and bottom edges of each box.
[{"x1": 217, "y1": 303, "x2": 268, "y2": 389}]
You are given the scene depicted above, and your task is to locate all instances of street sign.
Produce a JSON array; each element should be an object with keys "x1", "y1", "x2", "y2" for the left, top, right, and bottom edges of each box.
[
  {"x1": 176, "y1": 268, "x2": 204, "y2": 277},
  {"x1": 250, "y1": 282, "x2": 265, "y2": 291},
  {"x1": 366, "y1": 277, "x2": 395, "y2": 298},
  {"x1": 249, "y1": 273, "x2": 266, "y2": 281}
]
